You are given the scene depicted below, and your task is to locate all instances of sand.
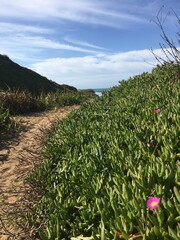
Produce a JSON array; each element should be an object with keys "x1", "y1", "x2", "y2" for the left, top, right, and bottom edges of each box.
[{"x1": 0, "y1": 106, "x2": 79, "y2": 239}]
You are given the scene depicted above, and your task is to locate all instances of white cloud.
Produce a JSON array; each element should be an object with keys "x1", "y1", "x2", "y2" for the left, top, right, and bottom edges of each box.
[
  {"x1": 0, "y1": 22, "x2": 54, "y2": 35},
  {"x1": 30, "y1": 49, "x2": 161, "y2": 89},
  {"x1": 0, "y1": 0, "x2": 179, "y2": 31},
  {"x1": 0, "y1": 0, "x2": 151, "y2": 29},
  {"x1": 0, "y1": 33, "x2": 103, "y2": 64},
  {"x1": 1, "y1": 0, "x2": 179, "y2": 89},
  {"x1": 18, "y1": 36, "x2": 101, "y2": 54},
  {"x1": 64, "y1": 37, "x2": 110, "y2": 51}
]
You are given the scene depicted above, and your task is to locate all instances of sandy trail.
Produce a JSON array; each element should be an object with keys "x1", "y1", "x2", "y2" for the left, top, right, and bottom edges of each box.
[{"x1": 0, "y1": 106, "x2": 79, "y2": 240}]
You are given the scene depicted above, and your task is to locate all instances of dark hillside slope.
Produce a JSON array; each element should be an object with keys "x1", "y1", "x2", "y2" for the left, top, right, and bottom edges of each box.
[{"x1": 0, "y1": 55, "x2": 77, "y2": 95}]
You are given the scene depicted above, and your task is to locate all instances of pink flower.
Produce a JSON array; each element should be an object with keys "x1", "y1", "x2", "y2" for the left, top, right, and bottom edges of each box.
[
  {"x1": 147, "y1": 197, "x2": 160, "y2": 209},
  {"x1": 154, "y1": 109, "x2": 161, "y2": 113},
  {"x1": 147, "y1": 143, "x2": 151, "y2": 147}
]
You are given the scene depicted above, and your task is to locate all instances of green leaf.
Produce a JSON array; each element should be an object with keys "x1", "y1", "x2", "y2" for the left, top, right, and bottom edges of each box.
[
  {"x1": 168, "y1": 226, "x2": 179, "y2": 240},
  {"x1": 174, "y1": 186, "x2": 180, "y2": 203},
  {"x1": 148, "y1": 215, "x2": 159, "y2": 226}
]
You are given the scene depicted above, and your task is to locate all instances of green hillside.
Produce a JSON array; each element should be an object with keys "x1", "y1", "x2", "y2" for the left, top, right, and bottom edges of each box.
[
  {"x1": 0, "y1": 54, "x2": 77, "y2": 95},
  {"x1": 28, "y1": 63, "x2": 180, "y2": 239}
]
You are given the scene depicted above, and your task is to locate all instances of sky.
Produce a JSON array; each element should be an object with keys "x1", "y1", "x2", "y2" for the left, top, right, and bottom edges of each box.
[{"x1": 0, "y1": 0, "x2": 180, "y2": 89}]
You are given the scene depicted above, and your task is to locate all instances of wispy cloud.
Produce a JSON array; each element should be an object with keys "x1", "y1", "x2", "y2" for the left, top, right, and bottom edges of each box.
[
  {"x1": 1, "y1": 0, "x2": 179, "y2": 89},
  {"x1": 30, "y1": 49, "x2": 162, "y2": 89},
  {"x1": 19, "y1": 36, "x2": 102, "y2": 54},
  {"x1": 0, "y1": 22, "x2": 54, "y2": 35},
  {"x1": 0, "y1": 1, "x2": 179, "y2": 31},
  {"x1": 0, "y1": 32, "x2": 104, "y2": 64},
  {"x1": 64, "y1": 37, "x2": 110, "y2": 51},
  {"x1": 0, "y1": 0, "x2": 152, "y2": 29}
]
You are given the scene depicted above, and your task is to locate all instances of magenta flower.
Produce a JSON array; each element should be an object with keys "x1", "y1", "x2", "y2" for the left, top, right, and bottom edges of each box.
[
  {"x1": 154, "y1": 108, "x2": 161, "y2": 113},
  {"x1": 147, "y1": 197, "x2": 160, "y2": 209}
]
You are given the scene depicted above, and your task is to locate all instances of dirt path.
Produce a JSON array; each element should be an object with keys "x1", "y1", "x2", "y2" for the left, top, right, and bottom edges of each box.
[{"x1": 0, "y1": 106, "x2": 79, "y2": 239}]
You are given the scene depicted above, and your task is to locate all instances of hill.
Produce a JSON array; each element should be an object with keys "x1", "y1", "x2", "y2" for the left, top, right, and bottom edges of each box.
[{"x1": 0, "y1": 54, "x2": 77, "y2": 95}]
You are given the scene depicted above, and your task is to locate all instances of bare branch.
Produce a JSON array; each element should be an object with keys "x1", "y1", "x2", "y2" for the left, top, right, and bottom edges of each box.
[{"x1": 151, "y1": 8, "x2": 180, "y2": 64}]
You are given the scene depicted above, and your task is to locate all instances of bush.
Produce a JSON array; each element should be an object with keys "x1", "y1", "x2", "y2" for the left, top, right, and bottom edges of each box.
[
  {"x1": 0, "y1": 107, "x2": 15, "y2": 133},
  {"x1": 39, "y1": 90, "x2": 97, "y2": 109},
  {"x1": 27, "y1": 63, "x2": 180, "y2": 239},
  {"x1": 0, "y1": 88, "x2": 96, "y2": 136},
  {"x1": 0, "y1": 89, "x2": 46, "y2": 114}
]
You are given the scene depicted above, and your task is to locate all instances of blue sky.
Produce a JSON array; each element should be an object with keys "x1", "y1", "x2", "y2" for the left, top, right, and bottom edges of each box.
[{"x1": 0, "y1": 0, "x2": 179, "y2": 89}]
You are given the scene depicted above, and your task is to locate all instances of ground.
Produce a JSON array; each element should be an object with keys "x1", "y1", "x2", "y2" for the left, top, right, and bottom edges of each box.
[{"x1": 0, "y1": 106, "x2": 79, "y2": 240}]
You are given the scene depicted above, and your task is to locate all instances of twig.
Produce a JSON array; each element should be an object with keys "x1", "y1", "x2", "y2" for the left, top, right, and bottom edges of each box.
[{"x1": 0, "y1": 216, "x2": 16, "y2": 237}]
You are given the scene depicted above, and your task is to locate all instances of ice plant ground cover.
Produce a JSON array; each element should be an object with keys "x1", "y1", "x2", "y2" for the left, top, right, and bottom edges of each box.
[{"x1": 28, "y1": 63, "x2": 180, "y2": 239}]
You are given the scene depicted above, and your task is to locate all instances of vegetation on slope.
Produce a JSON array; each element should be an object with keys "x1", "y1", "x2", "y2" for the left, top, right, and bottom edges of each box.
[
  {"x1": 0, "y1": 54, "x2": 77, "y2": 95},
  {"x1": 27, "y1": 63, "x2": 180, "y2": 239},
  {"x1": 0, "y1": 89, "x2": 96, "y2": 135},
  {"x1": 0, "y1": 55, "x2": 97, "y2": 134},
  {"x1": 0, "y1": 107, "x2": 15, "y2": 133}
]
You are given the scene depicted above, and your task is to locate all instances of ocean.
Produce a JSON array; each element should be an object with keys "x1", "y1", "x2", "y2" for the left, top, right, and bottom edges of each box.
[{"x1": 93, "y1": 88, "x2": 109, "y2": 96}]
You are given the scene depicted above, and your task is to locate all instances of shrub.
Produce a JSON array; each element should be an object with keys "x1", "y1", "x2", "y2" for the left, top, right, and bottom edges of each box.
[
  {"x1": 39, "y1": 90, "x2": 97, "y2": 109},
  {"x1": 0, "y1": 107, "x2": 15, "y2": 133},
  {"x1": 0, "y1": 89, "x2": 46, "y2": 114}
]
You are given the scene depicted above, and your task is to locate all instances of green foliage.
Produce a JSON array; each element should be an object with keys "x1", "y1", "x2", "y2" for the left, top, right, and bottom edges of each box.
[
  {"x1": 152, "y1": 63, "x2": 180, "y2": 83},
  {"x1": 40, "y1": 90, "x2": 97, "y2": 109},
  {"x1": 0, "y1": 106, "x2": 15, "y2": 133},
  {"x1": 0, "y1": 88, "x2": 96, "y2": 135},
  {"x1": 0, "y1": 88, "x2": 15, "y2": 132},
  {"x1": 0, "y1": 89, "x2": 46, "y2": 114},
  {"x1": 28, "y1": 63, "x2": 180, "y2": 239},
  {"x1": 0, "y1": 89, "x2": 96, "y2": 115}
]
